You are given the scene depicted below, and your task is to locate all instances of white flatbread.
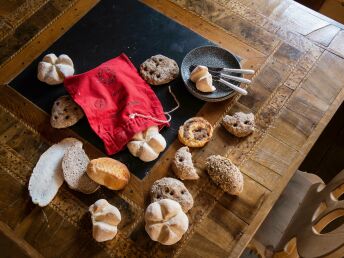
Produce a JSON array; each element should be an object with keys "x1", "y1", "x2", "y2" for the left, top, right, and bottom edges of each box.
[{"x1": 28, "y1": 138, "x2": 81, "y2": 206}]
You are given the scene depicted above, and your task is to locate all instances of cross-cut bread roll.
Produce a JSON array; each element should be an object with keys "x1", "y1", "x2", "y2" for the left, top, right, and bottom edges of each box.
[
  {"x1": 145, "y1": 199, "x2": 189, "y2": 245},
  {"x1": 86, "y1": 157, "x2": 130, "y2": 190},
  {"x1": 28, "y1": 138, "x2": 80, "y2": 206},
  {"x1": 89, "y1": 199, "x2": 121, "y2": 242},
  {"x1": 127, "y1": 126, "x2": 166, "y2": 162},
  {"x1": 37, "y1": 53, "x2": 74, "y2": 85}
]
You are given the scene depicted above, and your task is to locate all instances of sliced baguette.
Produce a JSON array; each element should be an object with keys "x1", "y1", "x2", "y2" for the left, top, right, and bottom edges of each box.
[
  {"x1": 28, "y1": 138, "x2": 80, "y2": 207},
  {"x1": 62, "y1": 142, "x2": 99, "y2": 194}
]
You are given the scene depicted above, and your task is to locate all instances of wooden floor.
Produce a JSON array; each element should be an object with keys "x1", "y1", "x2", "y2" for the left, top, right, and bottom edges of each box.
[{"x1": 300, "y1": 101, "x2": 344, "y2": 183}]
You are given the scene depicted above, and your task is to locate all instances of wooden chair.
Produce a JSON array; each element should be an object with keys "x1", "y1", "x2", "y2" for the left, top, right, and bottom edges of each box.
[{"x1": 246, "y1": 169, "x2": 344, "y2": 258}]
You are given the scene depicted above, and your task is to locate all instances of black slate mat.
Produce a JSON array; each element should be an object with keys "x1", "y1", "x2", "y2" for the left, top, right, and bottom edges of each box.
[{"x1": 10, "y1": 0, "x2": 213, "y2": 179}]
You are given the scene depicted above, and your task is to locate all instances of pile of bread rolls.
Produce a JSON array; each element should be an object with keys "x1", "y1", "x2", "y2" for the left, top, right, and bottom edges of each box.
[
  {"x1": 28, "y1": 52, "x2": 257, "y2": 246},
  {"x1": 28, "y1": 137, "x2": 131, "y2": 242}
]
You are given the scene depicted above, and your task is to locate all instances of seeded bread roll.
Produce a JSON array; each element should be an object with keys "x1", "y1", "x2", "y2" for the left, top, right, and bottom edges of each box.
[
  {"x1": 205, "y1": 155, "x2": 243, "y2": 195},
  {"x1": 62, "y1": 142, "x2": 99, "y2": 194},
  {"x1": 87, "y1": 158, "x2": 130, "y2": 190}
]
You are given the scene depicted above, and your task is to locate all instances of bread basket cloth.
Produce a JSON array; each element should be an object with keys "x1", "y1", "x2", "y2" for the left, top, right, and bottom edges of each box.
[{"x1": 64, "y1": 53, "x2": 169, "y2": 155}]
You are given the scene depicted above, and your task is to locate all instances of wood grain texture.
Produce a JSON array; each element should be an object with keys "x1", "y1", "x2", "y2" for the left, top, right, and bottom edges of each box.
[{"x1": 0, "y1": 0, "x2": 343, "y2": 257}]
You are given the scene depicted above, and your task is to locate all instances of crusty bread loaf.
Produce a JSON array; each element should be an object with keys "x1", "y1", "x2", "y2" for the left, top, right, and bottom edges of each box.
[
  {"x1": 62, "y1": 142, "x2": 99, "y2": 194},
  {"x1": 28, "y1": 137, "x2": 80, "y2": 206},
  {"x1": 86, "y1": 158, "x2": 130, "y2": 190}
]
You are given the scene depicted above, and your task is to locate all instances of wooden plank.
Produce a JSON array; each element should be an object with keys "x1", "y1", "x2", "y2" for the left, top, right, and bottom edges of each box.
[
  {"x1": 233, "y1": 0, "x2": 293, "y2": 17},
  {"x1": 0, "y1": 220, "x2": 44, "y2": 258},
  {"x1": 252, "y1": 134, "x2": 300, "y2": 175},
  {"x1": 272, "y1": 42, "x2": 303, "y2": 65},
  {"x1": 0, "y1": 0, "x2": 100, "y2": 84},
  {"x1": 213, "y1": 13, "x2": 279, "y2": 55},
  {"x1": 0, "y1": 0, "x2": 344, "y2": 256},
  {"x1": 240, "y1": 159, "x2": 281, "y2": 191},
  {"x1": 271, "y1": 4, "x2": 329, "y2": 35},
  {"x1": 269, "y1": 107, "x2": 316, "y2": 150},
  {"x1": 306, "y1": 24, "x2": 340, "y2": 47},
  {"x1": 239, "y1": 58, "x2": 291, "y2": 112},
  {"x1": 218, "y1": 174, "x2": 270, "y2": 224},
  {"x1": 143, "y1": 0, "x2": 267, "y2": 61},
  {"x1": 179, "y1": 232, "x2": 229, "y2": 258},
  {"x1": 196, "y1": 203, "x2": 248, "y2": 252},
  {"x1": 301, "y1": 51, "x2": 344, "y2": 105}
]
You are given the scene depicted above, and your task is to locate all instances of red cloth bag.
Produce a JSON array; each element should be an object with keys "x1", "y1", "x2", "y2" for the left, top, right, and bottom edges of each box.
[{"x1": 64, "y1": 53, "x2": 169, "y2": 155}]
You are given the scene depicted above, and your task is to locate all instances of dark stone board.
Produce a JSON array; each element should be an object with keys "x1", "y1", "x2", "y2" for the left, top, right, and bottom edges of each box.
[{"x1": 10, "y1": 0, "x2": 213, "y2": 179}]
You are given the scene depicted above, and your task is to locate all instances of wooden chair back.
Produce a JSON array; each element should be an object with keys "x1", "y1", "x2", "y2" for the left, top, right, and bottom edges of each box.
[{"x1": 275, "y1": 169, "x2": 344, "y2": 257}]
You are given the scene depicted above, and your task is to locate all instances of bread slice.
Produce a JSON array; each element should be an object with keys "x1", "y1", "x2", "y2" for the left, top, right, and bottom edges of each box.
[
  {"x1": 28, "y1": 138, "x2": 80, "y2": 207},
  {"x1": 87, "y1": 158, "x2": 130, "y2": 190},
  {"x1": 62, "y1": 142, "x2": 99, "y2": 194}
]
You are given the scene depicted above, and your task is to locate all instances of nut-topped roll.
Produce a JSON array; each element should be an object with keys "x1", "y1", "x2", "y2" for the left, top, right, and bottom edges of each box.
[{"x1": 205, "y1": 155, "x2": 243, "y2": 195}]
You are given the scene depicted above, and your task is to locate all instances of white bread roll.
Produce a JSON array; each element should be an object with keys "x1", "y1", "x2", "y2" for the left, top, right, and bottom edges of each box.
[
  {"x1": 89, "y1": 199, "x2": 121, "y2": 242},
  {"x1": 190, "y1": 65, "x2": 208, "y2": 82},
  {"x1": 37, "y1": 53, "x2": 74, "y2": 85},
  {"x1": 127, "y1": 126, "x2": 166, "y2": 162},
  {"x1": 86, "y1": 157, "x2": 130, "y2": 190},
  {"x1": 145, "y1": 199, "x2": 189, "y2": 245},
  {"x1": 196, "y1": 73, "x2": 216, "y2": 92}
]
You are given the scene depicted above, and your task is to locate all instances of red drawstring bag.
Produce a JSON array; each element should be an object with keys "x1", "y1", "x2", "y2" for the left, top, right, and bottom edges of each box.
[{"x1": 64, "y1": 53, "x2": 170, "y2": 155}]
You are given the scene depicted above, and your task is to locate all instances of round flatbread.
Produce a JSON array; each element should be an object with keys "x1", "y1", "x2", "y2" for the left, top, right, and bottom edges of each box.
[
  {"x1": 140, "y1": 54, "x2": 179, "y2": 85},
  {"x1": 50, "y1": 95, "x2": 84, "y2": 129}
]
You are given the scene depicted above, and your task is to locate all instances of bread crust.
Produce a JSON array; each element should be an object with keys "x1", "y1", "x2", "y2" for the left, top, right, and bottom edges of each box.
[
  {"x1": 86, "y1": 158, "x2": 130, "y2": 190},
  {"x1": 178, "y1": 117, "x2": 213, "y2": 148}
]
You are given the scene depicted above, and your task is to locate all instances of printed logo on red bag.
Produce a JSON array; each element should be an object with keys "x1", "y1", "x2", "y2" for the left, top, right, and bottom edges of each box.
[
  {"x1": 94, "y1": 98, "x2": 106, "y2": 109},
  {"x1": 97, "y1": 67, "x2": 116, "y2": 85}
]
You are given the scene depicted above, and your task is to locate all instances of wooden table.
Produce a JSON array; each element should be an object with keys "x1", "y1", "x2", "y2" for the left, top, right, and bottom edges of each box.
[{"x1": 0, "y1": 0, "x2": 343, "y2": 257}]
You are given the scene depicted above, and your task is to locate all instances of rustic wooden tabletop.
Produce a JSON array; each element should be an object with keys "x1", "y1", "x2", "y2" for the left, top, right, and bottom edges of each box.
[{"x1": 0, "y1": 0, "x2": 343, "y2": 257}]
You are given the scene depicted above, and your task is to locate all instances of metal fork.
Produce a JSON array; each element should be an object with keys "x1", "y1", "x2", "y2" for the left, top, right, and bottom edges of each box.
[
  {"x1": 208, "y1": 70, "x2": 252, "y2": 84},
  {"x1": 190, "y1": 65, "x2": 255, "y2": 75},
  {"x1": 213, "y1": 76, "x2": 248, "y2": 95}
]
